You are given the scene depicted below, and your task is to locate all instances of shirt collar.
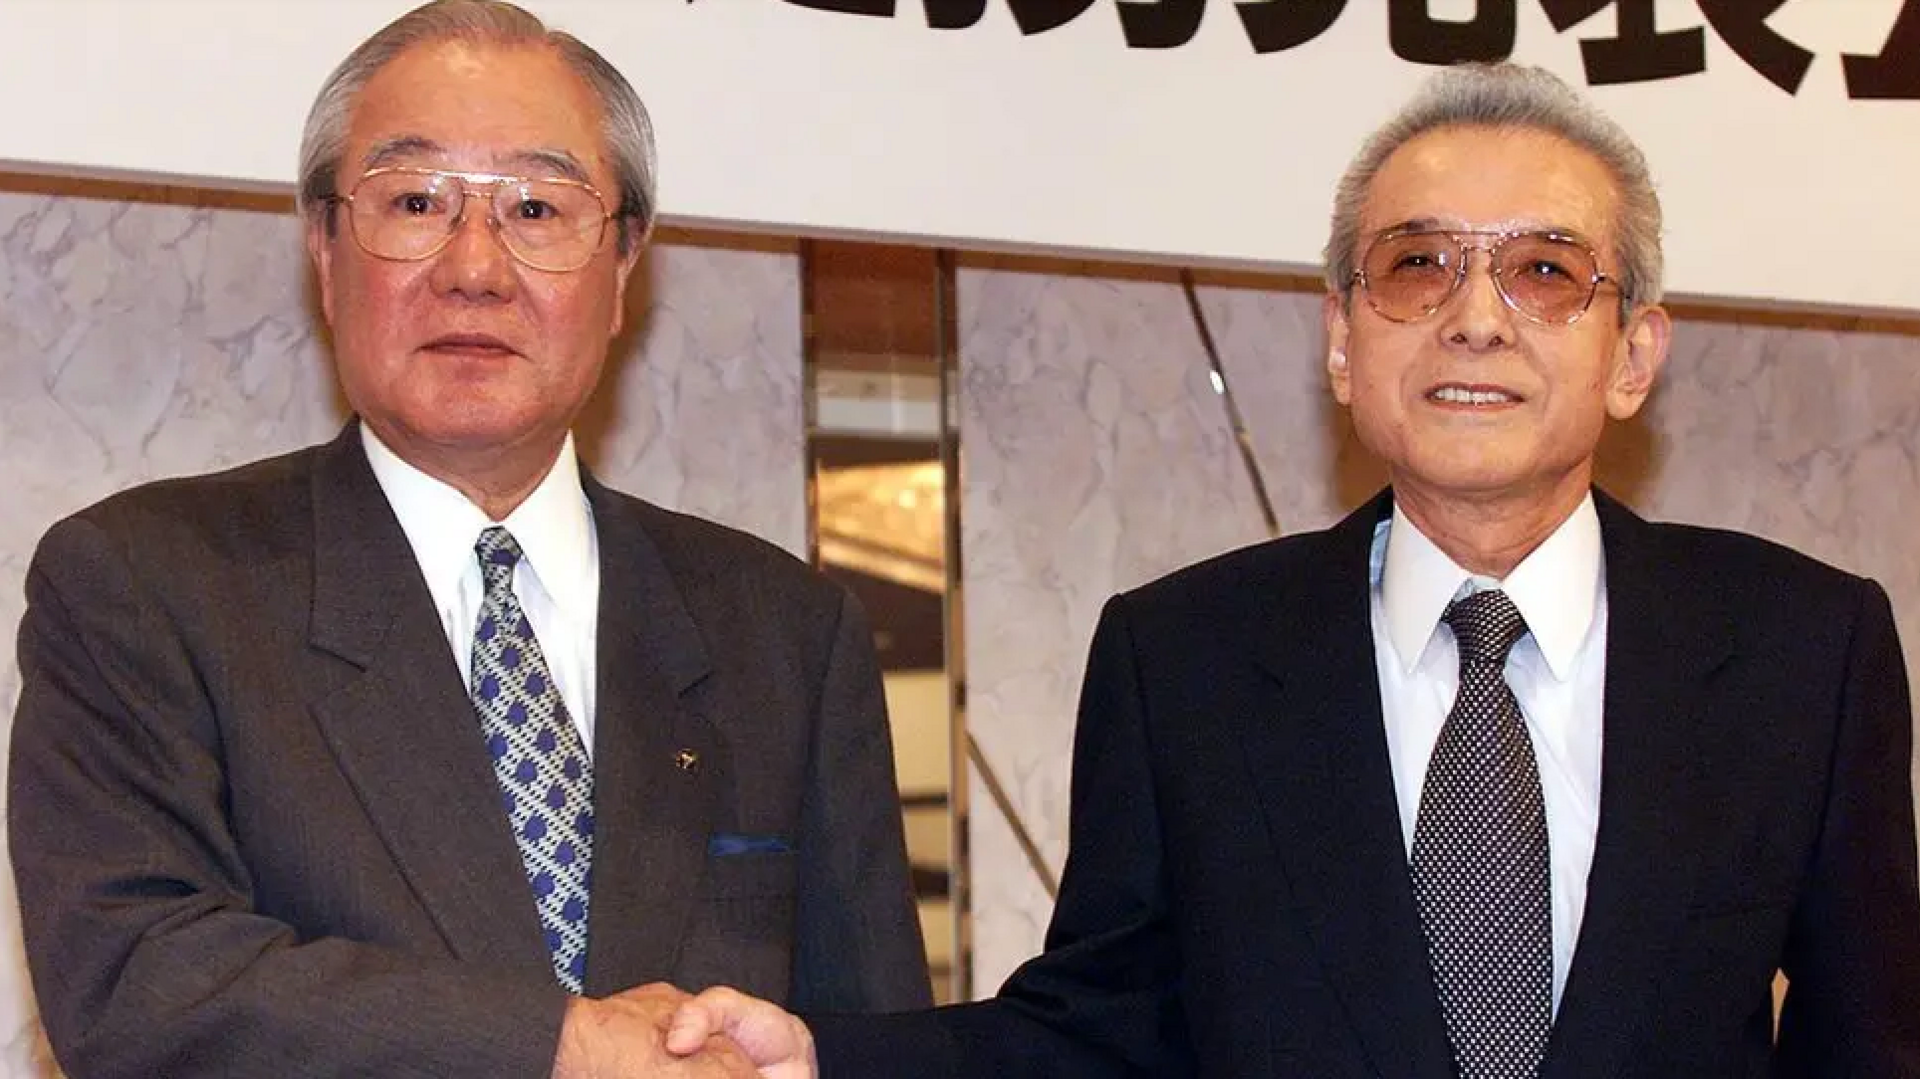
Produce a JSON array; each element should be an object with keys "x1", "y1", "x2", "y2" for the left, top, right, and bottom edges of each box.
[
  {"x1": 1374, "y1": 492, "x2": 1603, "y2": 681},
  {"x1": 361, "y1": 424, "x2": 596, "y2": 621}
]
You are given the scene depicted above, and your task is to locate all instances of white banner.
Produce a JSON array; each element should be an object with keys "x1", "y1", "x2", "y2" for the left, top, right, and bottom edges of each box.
[{"x1": 2, "y1": 0, "x2": 1916, "y2": 312}]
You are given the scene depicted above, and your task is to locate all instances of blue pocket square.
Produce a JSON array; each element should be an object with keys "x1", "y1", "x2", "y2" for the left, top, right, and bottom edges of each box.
[{"x1": 709, "y1": 833, "x2": 792, "y2": 856}]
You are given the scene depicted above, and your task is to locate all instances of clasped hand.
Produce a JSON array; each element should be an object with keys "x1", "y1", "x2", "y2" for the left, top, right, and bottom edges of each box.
[{"x1": 550, "y1": 981, "x2": 815, "y2": 1079}]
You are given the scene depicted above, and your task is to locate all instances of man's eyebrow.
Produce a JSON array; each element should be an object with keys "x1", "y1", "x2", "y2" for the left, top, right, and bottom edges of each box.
[
  {"x1": 503, "y1": 149, "x2": 593, "y2": 185},
  {"x1": 1376, "y1": 217, "x2": 1444, "y2": 234},
  {"x1": 362, "y1": 136, "x2": 442, "y2": 170}
]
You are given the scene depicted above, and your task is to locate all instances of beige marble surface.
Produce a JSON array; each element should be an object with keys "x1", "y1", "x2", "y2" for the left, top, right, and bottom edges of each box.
[
  {"x1": 955, "y1": 264, "x2": 1274, "y2": 992},
  {"x1": 586, "y1": 236, "x2": 804, "y2": 551},
  {"x1": 959, "y1": 267, "x2": 1920, "y2": 997},
  {"x1": 0, "y1": 183, "x2": 803, "y2": 1077}
]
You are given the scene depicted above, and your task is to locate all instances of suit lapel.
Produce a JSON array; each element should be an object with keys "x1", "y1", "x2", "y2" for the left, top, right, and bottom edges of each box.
[
  {"x1": 1542, "y1": 493, "x2": 1733, "y2": 1079},
  {"x1": 1240, "y1": 492, "x2": 1456, "y2": 1079},
  {"x1": 576, "y1": 483, "x2": 720, "y2": 995},
  {"x1": 304, "y1": 426, "x2": 550, "y2": 971}
]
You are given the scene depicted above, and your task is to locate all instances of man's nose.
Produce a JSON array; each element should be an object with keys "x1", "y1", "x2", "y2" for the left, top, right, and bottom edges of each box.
[
  {"x1": 429, "y1": 192, "x2": 517, "y2": 301},
  {"x1": 1435, "y1": 249, "x2": 1515, "y2": 351}
]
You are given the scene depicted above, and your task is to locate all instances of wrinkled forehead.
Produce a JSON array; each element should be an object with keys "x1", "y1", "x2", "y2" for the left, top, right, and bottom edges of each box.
[
  {"x1": 1360, "y1": 125, "x2": 1622, "y2": 256},
  {"x1": 342, "y1": 39, "x2": 615, "y2": 191}
]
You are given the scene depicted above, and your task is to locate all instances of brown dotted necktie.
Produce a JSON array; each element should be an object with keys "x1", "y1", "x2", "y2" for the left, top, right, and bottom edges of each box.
[{"x1": 1411, "y1": 588, "x2": 1552, "y2": 1079}]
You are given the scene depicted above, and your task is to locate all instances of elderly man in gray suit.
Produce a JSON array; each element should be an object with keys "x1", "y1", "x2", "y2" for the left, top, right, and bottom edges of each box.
[{"x1": 7, "y1": 3, "x2": 931, "y2": 1077}]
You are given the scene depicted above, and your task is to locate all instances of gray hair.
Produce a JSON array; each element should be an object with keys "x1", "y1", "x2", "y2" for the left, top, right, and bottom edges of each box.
[
  {"x1": 295, "y1": 0, "x2": 657, "y2": 251},
  {"x1": 1324, "y1": 62, "x2": 1663, "y2": 319}
]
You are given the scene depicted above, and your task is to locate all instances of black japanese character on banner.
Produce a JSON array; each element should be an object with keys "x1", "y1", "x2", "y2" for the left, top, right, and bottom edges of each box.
[
  {"x1": 1696, "y1": 0, "x2": 1812, "y2": 94},
  {"x1": 1389, "y1": 0, "x2": 1516, "y2": 65},
  {"x1": 1539, "y1": 0, "x2": 1703, "y2": 84},
  {"x1": 924, "y1": 0, "x2": 988, "y2": 27},
  {"x1": 1116, "y1": 0, "x2": 1204, "y2": 48},
  {"x1": 757, "y1": 0, "x2": 1920, "y2": 96},
  {"x1": 1237, "y1": 0, "x2": 1347, "y2": 55},
  {"x1": 1004, "y1": 0, "x2": 1098, "y2": 33},
  {"x1": 1844, "y1": 0, "x2": 1920, "y2": 99}
]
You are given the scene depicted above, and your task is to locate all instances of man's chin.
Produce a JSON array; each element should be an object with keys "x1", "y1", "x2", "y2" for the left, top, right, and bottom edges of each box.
[
  {"x1": 380, "y1": 409, "x2": 558, "y2": 460},
  {"x1": 1394, "y1": 456, "x2": 1543, "y2": 500}
]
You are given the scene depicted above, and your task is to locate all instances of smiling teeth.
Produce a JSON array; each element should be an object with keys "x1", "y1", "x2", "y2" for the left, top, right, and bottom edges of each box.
[{"x1": 1431, "y1": 386, "x2": 1514, "y2": 405}]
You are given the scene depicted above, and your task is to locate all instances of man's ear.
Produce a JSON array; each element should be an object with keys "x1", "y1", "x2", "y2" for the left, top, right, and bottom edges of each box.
[
  {"x1": 1324, "y1": 291, "x2": 1353, "y2": 405},
  {"x1": 608, "y1": 220, "x2": 645, "y2": 338},
  {"x1": 306, "y1": 210, "x2": 337, "y2": 328},
  {"x1": 1606, "y1": 303, "x2": 1671, "y2": 421}
]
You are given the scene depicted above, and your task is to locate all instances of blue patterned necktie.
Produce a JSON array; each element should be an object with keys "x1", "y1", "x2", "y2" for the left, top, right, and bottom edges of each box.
[
  {"x1": 470, "y1": 526, "x2": 595, "y2": 992},
  {"x1": 1411, "y1": 588, "x2": 1552, "y2": 1079}
]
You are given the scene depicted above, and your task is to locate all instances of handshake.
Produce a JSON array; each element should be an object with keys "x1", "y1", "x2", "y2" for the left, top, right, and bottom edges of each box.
[{"x1": 553, "y1": 982, "x2": 817, "y2": 1079}]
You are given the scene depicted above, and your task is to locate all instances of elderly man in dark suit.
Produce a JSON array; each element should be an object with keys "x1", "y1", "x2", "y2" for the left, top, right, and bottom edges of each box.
[
  {"x1": 7, "y1": 3, "x2": 930, "y2": 1077},
  {"x1": 667, "y1": 62, "x2": 1920, "y2": 1078}
]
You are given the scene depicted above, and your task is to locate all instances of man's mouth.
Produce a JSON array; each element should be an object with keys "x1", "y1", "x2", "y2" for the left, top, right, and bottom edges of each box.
[
  {"x1": 1428, "y1": 384, "x2": 1519, "y2": 406},
  {"x1": 423, "y1": 334, "x2": 517, "y2": 355}
]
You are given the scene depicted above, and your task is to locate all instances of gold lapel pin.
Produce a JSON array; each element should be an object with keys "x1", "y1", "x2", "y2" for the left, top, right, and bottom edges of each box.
[{"x1": 674, "y1": 749, "x2": 700, "y2": 774}]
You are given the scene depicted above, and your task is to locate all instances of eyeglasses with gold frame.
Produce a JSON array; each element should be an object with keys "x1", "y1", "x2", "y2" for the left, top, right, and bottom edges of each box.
[{"x1": 328, "y1": 166, "x2": 618, "y2": 273}]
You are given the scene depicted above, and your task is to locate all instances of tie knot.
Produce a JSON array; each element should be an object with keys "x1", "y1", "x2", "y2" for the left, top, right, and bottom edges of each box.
[
  {"x1": 474, "y1": 526, "x2": 523, "y2": 593},
  {"x1": 1443, "y1": 588, "x2": 1527, "y2": 667}
]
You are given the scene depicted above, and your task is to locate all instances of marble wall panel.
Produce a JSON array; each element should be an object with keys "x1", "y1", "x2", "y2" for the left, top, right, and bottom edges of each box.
[
  {"x1": 955, "y1": 263, "x2": 1273, "y2": 992},
  {"x1": 586, "y1": 234, "x2": 804, "y2": 555}
]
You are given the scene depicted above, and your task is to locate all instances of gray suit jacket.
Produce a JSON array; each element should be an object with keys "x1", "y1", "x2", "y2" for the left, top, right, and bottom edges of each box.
[{"x1": 10, "y1": 424, "x2": 932, "y2": 1078}]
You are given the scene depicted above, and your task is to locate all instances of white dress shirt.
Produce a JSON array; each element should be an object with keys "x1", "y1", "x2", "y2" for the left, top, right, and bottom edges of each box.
[
  {"x1": 1370, "y1": 495, "x2": 1608, "y2": 1013},
  {"x1": 361, "y1": 425, "x2": 601, "y2": 758}
]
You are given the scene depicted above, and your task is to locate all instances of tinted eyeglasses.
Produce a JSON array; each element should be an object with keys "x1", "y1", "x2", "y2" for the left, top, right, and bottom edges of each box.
[{"x1": 1351, "y1": 227, "x2": 1622, "y2": 325}]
